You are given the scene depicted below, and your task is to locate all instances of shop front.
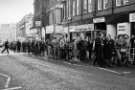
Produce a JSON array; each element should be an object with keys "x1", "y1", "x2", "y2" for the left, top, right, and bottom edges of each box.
[
  {"x1": 46, "y1": 25, "x2": 54, "y2": 40},
  {"x1": 69, "y1": 24, "x2": 94, "y2": 41},
  {"x1": 130, "y1": 12, "x2": 135, "y2": 36},
  {"x1": 117, "y1": 22, "x2": 131, "y2": 41},
  {"x1": 93, "y1": 17, "x2": 106, "y2": 37}
]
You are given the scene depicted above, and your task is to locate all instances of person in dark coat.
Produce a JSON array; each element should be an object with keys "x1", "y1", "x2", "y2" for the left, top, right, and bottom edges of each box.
[
  {"x1": 103, "y1": 35, "x2": 114, "y2": 67},
  {"x1": 77, "y1": 39, "x2": 87, "y2": 61},
  {"x1": 130, "y1": 35, "x2": 135, "y2": 63},
  {"x1": 93, "y1": 33, "x2": 105, "y2": 67},
  {"x1": 40, "y1": 41, "x2": 45, "y2": 56},
  {"x1": 16, "y1": 40, "x2": 21, "y2": 52},
  {"x1": 1, "y1": 40, "x2": 9, "y2": 54}
]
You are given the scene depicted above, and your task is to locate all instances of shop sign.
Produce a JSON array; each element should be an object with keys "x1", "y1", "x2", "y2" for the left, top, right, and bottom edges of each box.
[
  {"x1": 117, "y1": 23, "x2": 130, "y2": 36},
  {"x1": 46, "y1": 25, "x2": 54, "y2": 34},
  {"x1": 130, "y1": 13, "x2": 135, "y2": 22},
  {"x1": 76, "y1": 24, "x2": 94, "y2": 31},
  {"x1": 93, "y1": 17, "x2": 105, "y2": 23},
  {"x1": 69, "y1": 26, "x2": 76, "y2": 32},
  {"x1": 35, "y1": 21, "x2": 41, "y2": 27},
  {"x1": 55, "y1": 25, "x2": 65, "y2": 34}
]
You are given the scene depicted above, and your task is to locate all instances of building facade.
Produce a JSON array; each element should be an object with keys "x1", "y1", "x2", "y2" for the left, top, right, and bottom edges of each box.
[
  {"x1": 33, "y1": 0, "x2": 135, "y2": 40},
  {"x1": 33, "y1": 0, "x2": 49, "y2": 40},
  {"x1": 16, "y1": 13, "x2": 37, "y2": 41},
  {"x1": 0, "y1": 24, "x2": 16, "y2": 42},
  {"x1": 61, "y1": 0, "x2": 135, "y2": 40}
]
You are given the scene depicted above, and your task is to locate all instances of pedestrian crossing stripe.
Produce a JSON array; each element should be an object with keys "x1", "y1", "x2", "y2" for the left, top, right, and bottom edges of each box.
[
  {"x1": 1, "y1": 86, "x2": 22, "y2": 90},
  {"x1": 0, "y1": 53, "x2": 25, "y2": 56}
]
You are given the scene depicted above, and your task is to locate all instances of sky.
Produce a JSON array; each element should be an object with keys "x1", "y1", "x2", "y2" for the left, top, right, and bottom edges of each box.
[{"x1": 0, "y1": 0, "x2": 33, "y2": 24}]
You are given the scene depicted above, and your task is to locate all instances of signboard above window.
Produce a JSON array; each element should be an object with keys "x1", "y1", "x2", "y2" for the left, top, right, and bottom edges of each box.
[
  {"x1": 93, "y1": 17, "x2": 105, "y2": 23},
  {"x1": 130, "y1": 13, "x2": 135, "y2": 22},
  {"x1": 35, "y1": 21, "x2": 41, "y2": 27}
]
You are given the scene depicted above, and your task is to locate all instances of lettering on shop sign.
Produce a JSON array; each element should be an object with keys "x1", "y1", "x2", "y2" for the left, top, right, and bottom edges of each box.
[
  {"x1": 118, "y1": 26, "x2": 125, "y2": 31},
  {"x1": 130, "y1": 13, "x2": 135, "y2": 22}
]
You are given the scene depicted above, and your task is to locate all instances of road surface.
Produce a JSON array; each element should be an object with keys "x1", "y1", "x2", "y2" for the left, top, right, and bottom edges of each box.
[{"x1": 0, "y1": 54, "x2": 135, "y2": 90}]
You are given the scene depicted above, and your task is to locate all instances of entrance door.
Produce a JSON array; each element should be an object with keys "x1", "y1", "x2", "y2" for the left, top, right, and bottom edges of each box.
[
  {"x1": 95, "y1": 23, "x2": 106, "y2": 30},
  {"x1": 131, "y1": 22, "x2": 135, "y2": 35}
]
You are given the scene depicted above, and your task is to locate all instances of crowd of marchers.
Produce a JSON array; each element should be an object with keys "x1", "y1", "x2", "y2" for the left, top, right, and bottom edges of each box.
[{"x1": 1, "y1": 32, "x2": 135, "y2": 68}]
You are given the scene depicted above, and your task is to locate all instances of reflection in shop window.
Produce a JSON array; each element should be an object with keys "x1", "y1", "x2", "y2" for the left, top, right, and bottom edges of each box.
[{"x1": 88, "y1": 0, "x2": 92, "y2": 12}]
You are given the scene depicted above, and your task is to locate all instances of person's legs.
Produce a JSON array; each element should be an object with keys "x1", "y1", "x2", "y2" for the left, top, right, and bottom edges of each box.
[
  {"x1": 1, "y1": 48, "x2": 6, "y2": 53},
  {"x1": 7, "y1": 48, "x2": 9, "y2": 54}
]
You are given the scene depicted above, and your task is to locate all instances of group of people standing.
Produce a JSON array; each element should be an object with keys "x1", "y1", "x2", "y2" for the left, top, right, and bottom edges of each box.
[{"x1": 0, "y1": 32, "x2": 134, "y2": 68}]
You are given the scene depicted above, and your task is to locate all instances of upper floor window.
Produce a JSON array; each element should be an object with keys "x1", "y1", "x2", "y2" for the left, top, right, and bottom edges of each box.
[
  {"x1": 103, "y1": 0, "x2": 110, "y2": 9},
  {"x1": 116, "y1": 0, "x2": 129, "y2": 7},
  {"x1": 77, "y1": 0, "x2": 81, "y2": 15},
  {"x1": 116, "y1": 0, "x2": 123, "y2": 6},
  {"x1": 72, "y1": 0, "x2": 76, "y2": 16},
  {"x1": 83, "y1": 0, "x2": 88, "y2": 14},
  {"x1": 68, "y1": 0, "x2": 71, "y2": 17},
  {"x1": 88, "y1": 0, "x2": 92, "y2": 12},
  {"x1": 98, "y1": 0, "x2": 103, "y2": 11}
]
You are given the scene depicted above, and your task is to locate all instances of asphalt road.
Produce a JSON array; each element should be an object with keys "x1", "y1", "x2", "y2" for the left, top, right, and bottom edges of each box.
[{"x1": 0, "y1": 54, "x2": 135, "y2": 90}]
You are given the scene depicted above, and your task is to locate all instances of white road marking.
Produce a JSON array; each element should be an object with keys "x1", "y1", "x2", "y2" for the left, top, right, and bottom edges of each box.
[
  {"x1": 0, "y1": 73, "x2": 11, "y2": 88},
  {"x1": 123, "y1": 71, "x2": 131, "y2": 74},
  {"x1": 96, "y1": 67, "x2": 122, "y2": 75},
  {"x1": 0, "y1": 53, "x2": 25, "y2": 56},
  {"x1": 5, "y1": 76, "x2": 11, "y2": 88},
  {"x1": 2, "y1": 86, "x2": 22, "y2": 90}
]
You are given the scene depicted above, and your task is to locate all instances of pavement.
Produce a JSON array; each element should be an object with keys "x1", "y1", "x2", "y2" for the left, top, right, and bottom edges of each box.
[
  {"x1": 27, "y1": 54, "x2": 135, "y2": 77},
  {"x1": 0, "y1": 53, "x2": 134, "y2": 89}
]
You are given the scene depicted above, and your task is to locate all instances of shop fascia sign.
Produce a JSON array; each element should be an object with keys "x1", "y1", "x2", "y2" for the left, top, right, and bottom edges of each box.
[
  {"x1": 129, "y1": 12, "x2": 135, "y2": 22},
  {"x1": 76, "y1": 24, "x2": 94, "y2": 31},
  {"x1": 50, "y1": 4, "x2": 63, "y2": 11},
  {"x1": 70, "y1": 24, "x2": 94, "y2": 32},
  {"x1": 93, "y1": 17, "x2": 105, "y2": 23}
]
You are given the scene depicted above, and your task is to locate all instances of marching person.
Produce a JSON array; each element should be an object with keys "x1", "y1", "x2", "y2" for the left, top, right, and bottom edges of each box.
[{"x1": 1, "y1": 40, "x2": 9, "y2": 54}]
